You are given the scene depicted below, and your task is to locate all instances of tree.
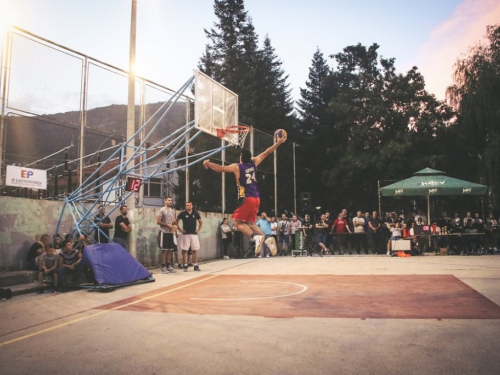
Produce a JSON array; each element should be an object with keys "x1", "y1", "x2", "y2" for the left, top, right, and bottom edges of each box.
[
  {"x1": 446, "y1": 24, "x2": 500, "y2": 210},
  {"x1": 199, "y1": 1, "x2": 294, "y2": 132},
  {"x1": 296, "y1": 43, "x2": 452, "y2": 212},
  {"x1": 252, "y1": 35, "x2": 294, "y2": 133},
  {"x1": 294, "y1": 48, "x2": 332, "y2": 210},
  {"x1": 199, "y1": 0, "x2": 260, "y2": 125}
]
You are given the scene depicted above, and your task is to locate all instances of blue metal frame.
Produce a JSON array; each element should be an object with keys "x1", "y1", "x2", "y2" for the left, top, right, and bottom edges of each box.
[{"x1": 54, "y1": 76, "x2": 231, "y2": 244}]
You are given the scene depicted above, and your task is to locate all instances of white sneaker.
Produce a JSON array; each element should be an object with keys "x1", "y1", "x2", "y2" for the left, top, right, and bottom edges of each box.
[
  {"x1": 161, "y1": 266, "x2": 169, "y2": 274},
  {"x1": 253, "y1": 235, "x2": 263, "y2": 255},
  {"x1": 167, "y1": 267, "x2": 177, "y2": 273},
  {"x1": 264, "y1": 237, "x2": 276, "y2": 254}
]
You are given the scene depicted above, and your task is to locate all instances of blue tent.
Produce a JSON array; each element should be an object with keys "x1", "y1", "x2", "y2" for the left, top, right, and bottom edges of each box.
[{"x1": 81, "y1": 243, "x2": 154, "y2": 289}]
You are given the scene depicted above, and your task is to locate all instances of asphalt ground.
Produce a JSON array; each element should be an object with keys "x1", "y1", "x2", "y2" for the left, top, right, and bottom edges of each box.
[{"x1": 1, "y1": 254, "x2": 500, "y2": 375}]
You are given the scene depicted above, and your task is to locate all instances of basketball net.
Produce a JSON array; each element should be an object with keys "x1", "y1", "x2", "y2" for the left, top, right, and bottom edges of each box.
[{"x1": 216, "y1": 125, "x2": 250, "y2": 148}]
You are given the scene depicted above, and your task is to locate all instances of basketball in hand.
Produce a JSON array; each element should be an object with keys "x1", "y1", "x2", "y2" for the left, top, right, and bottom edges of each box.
[{"x1": 274, "y1": 129, "x2": 287, "y2": 142}]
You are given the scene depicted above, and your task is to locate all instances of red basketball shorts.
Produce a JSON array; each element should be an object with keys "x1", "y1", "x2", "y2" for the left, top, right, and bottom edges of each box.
[{"x1": 232, "y1": 197, "x2": 260, "y2": 224}]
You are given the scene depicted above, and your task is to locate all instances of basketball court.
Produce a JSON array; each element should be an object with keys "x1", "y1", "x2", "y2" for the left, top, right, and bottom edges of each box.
[
  {"x1": 97, "y1": 273, "x2": 500, "y2": 320},
  {"x1": 2, "y1": 255, "x2": 500, "y2": 375}
]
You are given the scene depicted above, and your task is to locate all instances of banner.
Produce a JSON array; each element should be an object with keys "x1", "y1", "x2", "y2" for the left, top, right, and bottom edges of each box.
[{"x1": 6, "y1": 165, "x2": 47, "y2": 190}]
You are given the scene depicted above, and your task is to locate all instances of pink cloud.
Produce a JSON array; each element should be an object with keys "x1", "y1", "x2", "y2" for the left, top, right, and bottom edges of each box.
[{"x1": 417, "y1": 0, "x2": 500, "y2": 100}]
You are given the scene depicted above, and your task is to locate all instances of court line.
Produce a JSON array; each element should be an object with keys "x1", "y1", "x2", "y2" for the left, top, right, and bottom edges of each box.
[
  {"x1": 191, "y1": 280, "x2": 308, "y2": 301},
  {"x1": 0, "y1": 274, "x2": 219, "y2": 348}
]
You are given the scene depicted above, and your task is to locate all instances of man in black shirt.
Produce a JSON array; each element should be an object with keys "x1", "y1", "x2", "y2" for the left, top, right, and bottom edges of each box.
[
  {"x1": 176, "y1": 202, "x2": 203, "y2": 272},
  {"x1": 368, "y1": 211, "x2": 382, "y2": 254},
  {"x1": 94, "y1": 205, "x2": 113, "y2": 243},
  {"x1": 113, "y1": 205, "x2": 131, "y2": 251}
]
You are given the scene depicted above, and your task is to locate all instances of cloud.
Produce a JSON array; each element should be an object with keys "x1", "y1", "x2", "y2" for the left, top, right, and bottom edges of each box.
[{"x1": 416, "y1": 0, "x2": 500, "y2": 100}]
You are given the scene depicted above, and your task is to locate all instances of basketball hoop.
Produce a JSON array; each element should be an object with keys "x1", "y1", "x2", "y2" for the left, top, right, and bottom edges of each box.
[{"x1": 216, "y1": 125, "x2": 250, "y2": 148}]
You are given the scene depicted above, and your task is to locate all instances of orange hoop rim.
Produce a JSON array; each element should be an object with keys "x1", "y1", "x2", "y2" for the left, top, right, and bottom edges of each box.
[{"x1": 222, "y1": 125, "x2": 250, "y2": 134}]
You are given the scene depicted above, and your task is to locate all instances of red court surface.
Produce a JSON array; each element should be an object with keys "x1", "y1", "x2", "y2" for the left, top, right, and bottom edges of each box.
[{"x1": 97, "y1": 274, "x2": 500, "y2": 319}]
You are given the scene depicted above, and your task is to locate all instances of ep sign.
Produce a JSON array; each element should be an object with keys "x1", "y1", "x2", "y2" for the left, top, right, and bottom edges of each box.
[{"x1": 6, "y1": 165, "x2": 47, "y2": 190}]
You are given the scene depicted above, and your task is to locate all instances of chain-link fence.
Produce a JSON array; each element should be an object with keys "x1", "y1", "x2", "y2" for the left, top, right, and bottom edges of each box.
[{"x1": 0, "y1": 27, "x2": 297, "y2": 214}]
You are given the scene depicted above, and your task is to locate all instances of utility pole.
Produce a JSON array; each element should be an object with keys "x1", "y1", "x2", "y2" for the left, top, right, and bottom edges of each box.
[{"x1": 127, "y1": 0, "x2": 137, "y2": 258}]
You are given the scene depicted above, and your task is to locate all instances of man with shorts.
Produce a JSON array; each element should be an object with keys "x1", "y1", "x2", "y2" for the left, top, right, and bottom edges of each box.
[
  {"x1": 176, "y1": 202, "x2": 203, "y2": 272},
  {"x1": 203, "y1": 132, "x2": 287, "y2": 253},
  {"x1": 157, "y1": 197, "x2": 177, "y2": 274}
]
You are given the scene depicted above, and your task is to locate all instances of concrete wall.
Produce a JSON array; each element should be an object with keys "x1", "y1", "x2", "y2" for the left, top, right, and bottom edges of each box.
[{"x1": 0, "y1": 196, "x2": 238, "y2": 270}]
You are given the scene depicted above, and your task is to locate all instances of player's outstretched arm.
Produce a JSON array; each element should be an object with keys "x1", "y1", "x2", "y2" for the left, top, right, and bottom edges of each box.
[
  {"x1": 203, "y1": 160, "x2": 239, "y2": 173},
  {"x1": 253, "y1": 132, "x2": 287, "y2": 166}
]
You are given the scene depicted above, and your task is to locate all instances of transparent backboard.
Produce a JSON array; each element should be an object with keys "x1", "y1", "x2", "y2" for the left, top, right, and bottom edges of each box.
[{"x1": 195, "y1": 70, "x2": 239, "y2": 145}]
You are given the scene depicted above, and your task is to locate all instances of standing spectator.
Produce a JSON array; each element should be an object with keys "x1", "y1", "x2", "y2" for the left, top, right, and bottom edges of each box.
[
  {"x1": 270, "y1": 217, "x2": 278, "y2": 244},
  {"x1": 36, "y1": 243, "x2": 59, "y2": 295},
  {"x1": 289, "y1": 215, "x2": 302, "y2": 251},
  {"x1": 113, "y1": 205, "x2": 131, "y2": 251},
  {"x1": 489, "y1": 213, "x2": 498, "y2": 250},
  {"x1": 332, "y1": 213, "x2": 352, "y2": 255},
  {"x1": 58, "y1": 239, "x2": 83, "y2": 292},
  {"x1": 176, "y1": 202, "x2": 203, "y2": 272},
  {"x1": 256, "y1": 212, "x2": 274, "y2": 257},
  {"x1": 302, "y1": 214, "x2": 313, "y2": 253},
  {"x1": 277, "y1": 213, "x2": 291, "y2": 256},
  {"x1": 368, "y1": 211, "x2": 382, "y2": 254},
  {"x1": 352, "y1": 211, "x2": 367, "y2": 254},
  {"x1": 26, "y1": 234, "x2": 50, "y2": 270},
  {"x1": 341, "y1": 208, "x2": 353, "y2": 250},
  {"x1": 157, "y1": 197, "x2": 177, "y2": 274},
  {"x1": 324, "y1": 212, "x2": 333, "y2": 253},
  {"x1": 220, "y1": 218, "x2": 233, "y2": 260},
  {"x1": 94, "y1": 205, "x2": 113, "y2": 243},
  {"x1": 315, "y1": 214, "x2": 329, "y2": 256}
]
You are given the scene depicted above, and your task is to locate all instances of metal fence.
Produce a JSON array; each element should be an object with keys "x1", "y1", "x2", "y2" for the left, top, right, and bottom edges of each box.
[{"x1": 0, "y1": 26, "x2": 296, "y2": 216}]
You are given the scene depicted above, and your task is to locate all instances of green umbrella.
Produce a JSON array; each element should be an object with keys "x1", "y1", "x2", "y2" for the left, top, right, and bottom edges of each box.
[{"x1": 380, "y1": 168, "x2": 487, "y2": 221}]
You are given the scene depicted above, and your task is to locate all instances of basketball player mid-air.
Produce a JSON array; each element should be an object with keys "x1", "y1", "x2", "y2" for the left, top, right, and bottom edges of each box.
[{"x1": 203, "y1": 130, "x2": 287, "y2": 254}]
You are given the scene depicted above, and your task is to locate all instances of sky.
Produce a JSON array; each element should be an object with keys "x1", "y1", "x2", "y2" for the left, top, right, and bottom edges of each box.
[{"x1": 0, "y1": 0, "x2": 499, "y2": 104}]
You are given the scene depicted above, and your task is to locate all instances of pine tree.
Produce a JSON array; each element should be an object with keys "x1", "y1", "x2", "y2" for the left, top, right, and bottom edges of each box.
[
  {"x1": 253, "y1": 35, "x2": 294, "y2": 133},
  {"x1": 294, "y1": 48, "x2": 331, "y2": 209},
  {"x1": 199, "y1": 0, "x2": 260, "y2": 125}
]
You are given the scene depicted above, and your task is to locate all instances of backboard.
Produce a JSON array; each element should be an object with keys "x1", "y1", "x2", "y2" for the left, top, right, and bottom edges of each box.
[{"x1": 194, "y1": 70, "x2": 239, "y2": 145}]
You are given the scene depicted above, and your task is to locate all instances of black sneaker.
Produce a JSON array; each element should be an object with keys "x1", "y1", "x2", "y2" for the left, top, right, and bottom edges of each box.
[
  {"x1": 178, "y1": 264, "x2": 183, "y2": 269},
  {"x1": 194, "y1": 265, "x2": 200, "y2": 271},
  {"x1": 36, "y1": 287, "x2": 44, "y2": 294},
  {"x1": 188, "y1": 263, "x2": 193, "y2": 267},
  {"x1": 183, "y1": 265, "x2": 188, "y2": 272}
]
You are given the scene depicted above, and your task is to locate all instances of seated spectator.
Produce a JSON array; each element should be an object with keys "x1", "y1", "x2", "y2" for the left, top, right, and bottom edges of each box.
[
  {"x1": 464, "y1": 219, "x2": 477, "y2": 233},
  {"x1": 37, "y1": 243, "x2": 59, "y2": 295},
  {"x1": 58, "y1": 239, "x2": 83, "y2": 292},
  {"x1": 74, "y1": 234, "x2": 92, "y2": 254},
  {"x1": 53, "y1": 234, "x2": 62, "y2": 252},
  {"x1": 26, "y1": 234, "x2": 50, "y2": 270},
  {"x1": 450, "y1": 213, "x2": 463, "y2": 233},
  {"x1": 473, "y1": 213, "x2": 484, "y2": 231}
]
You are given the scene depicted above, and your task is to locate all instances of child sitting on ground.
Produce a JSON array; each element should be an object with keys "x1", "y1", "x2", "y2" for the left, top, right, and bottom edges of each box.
[{"x1": 37, "y1": 243, "x2": 60, "y2": 295}]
